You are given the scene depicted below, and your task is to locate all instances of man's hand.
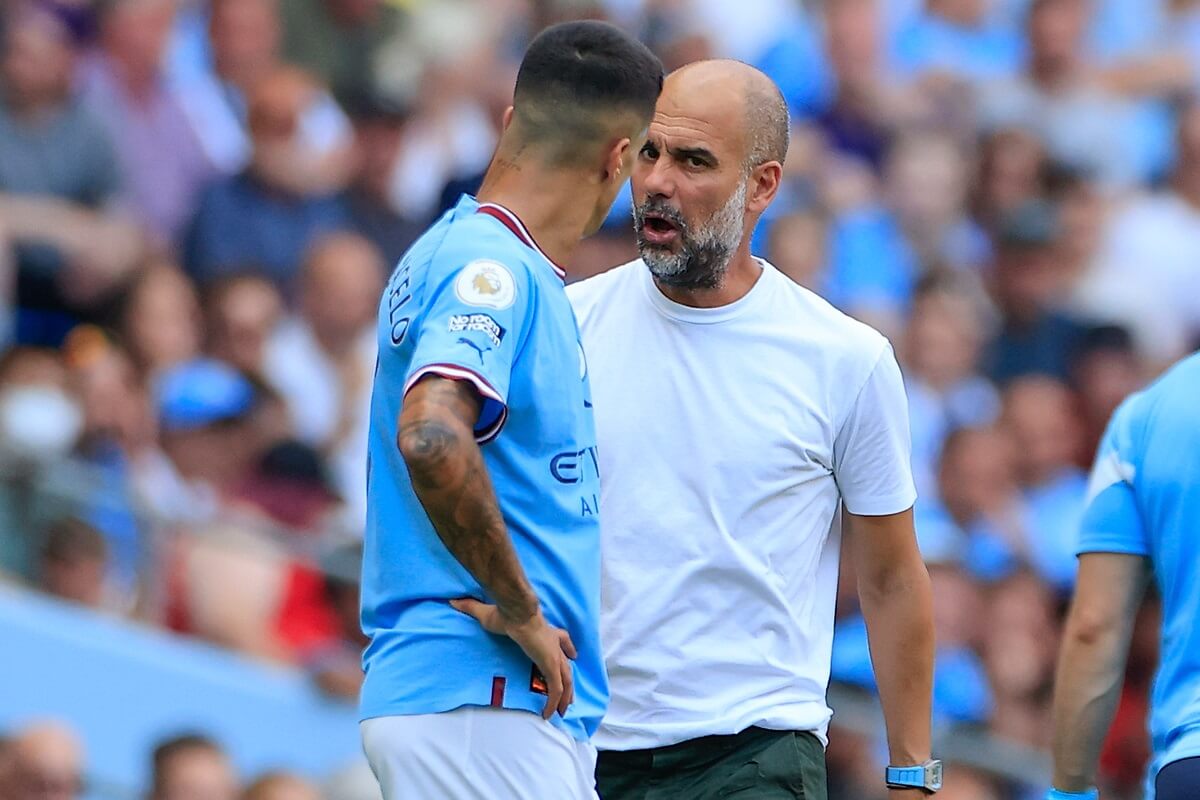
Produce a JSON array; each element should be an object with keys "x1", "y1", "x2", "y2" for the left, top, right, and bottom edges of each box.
[
  {"x1": 887, "y1": 789, "x2": 928, "y2": 800},
  {"x1": 452, "y1": 598, "x2": 577, "y2": 720}
]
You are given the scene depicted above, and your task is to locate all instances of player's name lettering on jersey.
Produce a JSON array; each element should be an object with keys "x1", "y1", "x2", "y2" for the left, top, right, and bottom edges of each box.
[
  {"x1": 386, "y1": 256, "x2": 416, "y2": 346},
  {"x1": 448, "y1": 313, "x2": 505, "y2": 347}
]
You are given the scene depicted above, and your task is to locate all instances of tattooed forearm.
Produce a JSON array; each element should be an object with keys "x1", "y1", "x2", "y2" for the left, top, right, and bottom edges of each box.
[{"x1": 398, "y1": 376, "x2": 539, "y2": 623}]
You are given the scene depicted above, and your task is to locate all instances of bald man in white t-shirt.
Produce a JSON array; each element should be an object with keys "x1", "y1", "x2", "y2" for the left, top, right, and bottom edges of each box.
[{"x1": 566, "y1": 61, "x2": 939, "y2": 799}]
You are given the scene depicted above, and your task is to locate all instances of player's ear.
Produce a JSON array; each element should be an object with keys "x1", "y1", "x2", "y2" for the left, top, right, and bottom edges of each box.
[
  {"x1": 501, "y1": 106, "x2": 515, "y2": 131},
  {"x1": 604, "y1": 137, "x2": 632, "y2": 184}
]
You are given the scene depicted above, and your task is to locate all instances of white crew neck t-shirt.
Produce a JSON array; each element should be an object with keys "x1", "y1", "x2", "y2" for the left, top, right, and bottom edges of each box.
[{"x1": 567, "y1": 258, "x2": 917, "y2": 752}]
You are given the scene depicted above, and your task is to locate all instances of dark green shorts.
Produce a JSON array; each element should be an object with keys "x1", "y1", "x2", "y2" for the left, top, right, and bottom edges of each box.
[{"x1": 595, "y1": 727, "x2": 828, "y2": 800}]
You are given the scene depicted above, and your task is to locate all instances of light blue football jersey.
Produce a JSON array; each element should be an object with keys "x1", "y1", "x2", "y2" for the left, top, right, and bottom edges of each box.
[
  {"x1": 1077, "y1": 351, "x2": 1200, "y2": 790},
  {"x1": 360, "y1": 195, "x2": 606, "y2": 742}
]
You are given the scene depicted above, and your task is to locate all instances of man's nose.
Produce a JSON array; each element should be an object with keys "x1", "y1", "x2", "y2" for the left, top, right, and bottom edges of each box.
[{"x1": 637, "y1": 156, "x2": 676, "y2": 200}]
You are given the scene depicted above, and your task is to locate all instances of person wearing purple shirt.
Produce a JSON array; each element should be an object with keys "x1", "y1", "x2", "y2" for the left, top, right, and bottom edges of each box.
[{"x1": 80, "y1": 0, "x2": 216, "y2": 246}]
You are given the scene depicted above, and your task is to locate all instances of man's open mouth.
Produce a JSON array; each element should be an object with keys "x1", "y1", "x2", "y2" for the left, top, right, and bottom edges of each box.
[{"x1": 641, "y1": 213, "x2": 680, "y2": 246}]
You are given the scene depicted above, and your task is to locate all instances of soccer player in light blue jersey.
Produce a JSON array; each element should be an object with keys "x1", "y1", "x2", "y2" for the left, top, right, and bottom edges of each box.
[
  {"x1": 357, "y1": 21, "x2": 662, "y2": 800},
  {"x1": 1047, "y1": 351, "x2": 1200, "y2": 800}
]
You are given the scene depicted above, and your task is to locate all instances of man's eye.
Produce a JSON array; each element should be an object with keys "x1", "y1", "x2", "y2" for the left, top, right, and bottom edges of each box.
[
  {"x1": 640, "y1": 143, "x2": 658, "y2": 160},
  {"x1": 687, "y1": 156, "x2": 706, "y2": 169}
]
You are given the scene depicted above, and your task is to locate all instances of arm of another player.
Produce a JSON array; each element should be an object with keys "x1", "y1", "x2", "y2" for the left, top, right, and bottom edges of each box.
[
  {"x1": 845, "y1": 507, "x2": 935, "y2": 798},
  {"x1": 1048, "y1": 552, "x2": 1150, "y2": 794},
  {"x1": 1046, "y1": 397, "x2": 1153, "y2": 797},
  {"x1": 398, "y1": 375, "x2": 577, "y2": 720}
]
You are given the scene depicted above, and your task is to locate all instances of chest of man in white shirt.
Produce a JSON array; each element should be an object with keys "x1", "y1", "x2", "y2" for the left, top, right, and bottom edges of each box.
[{"x1": 568, "y1": 257, "x2": 916, "y2": 752}]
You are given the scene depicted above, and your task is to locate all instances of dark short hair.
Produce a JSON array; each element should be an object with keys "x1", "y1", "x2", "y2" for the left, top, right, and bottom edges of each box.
[
  {"x1": 151, "y1": 733, "x2": 225, "y2": 791},
  {"x1": 512, "y1": 21, "x2": 663, "y2": 164},
  {"x1": 42, "y1": 518, "x2": 107, "y2": 563}
]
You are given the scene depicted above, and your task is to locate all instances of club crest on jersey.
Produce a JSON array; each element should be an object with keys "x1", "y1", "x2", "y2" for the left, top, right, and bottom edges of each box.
[{"x1": 455, "y1": 260, "x2": 515, "y2": 310}]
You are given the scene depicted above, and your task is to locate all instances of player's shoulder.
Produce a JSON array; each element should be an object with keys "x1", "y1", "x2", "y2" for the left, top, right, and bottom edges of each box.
[
  {"x1": 420, "y1": 212, "x2": 541, "y2": 298},
  {"x1": 763, "y1": 261, "x2": 891, "y2": 364},
  {"x1": 566, "y1": 259, "x2": 644, "y2": 317}
]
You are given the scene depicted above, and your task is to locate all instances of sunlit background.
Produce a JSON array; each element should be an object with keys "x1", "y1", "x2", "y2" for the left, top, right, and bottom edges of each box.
[{"x1": 1, "y1": 0, "x2": 1197, "y2": 798}]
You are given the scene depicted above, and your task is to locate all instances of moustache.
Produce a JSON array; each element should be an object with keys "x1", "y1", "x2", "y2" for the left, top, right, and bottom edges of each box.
[{"x1": 635, "y1": 198, "x2": 688, "y2": 232}]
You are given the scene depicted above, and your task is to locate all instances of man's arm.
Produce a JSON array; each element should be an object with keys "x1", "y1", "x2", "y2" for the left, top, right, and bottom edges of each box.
[
  {"x1": 398, "y1": 375, "x2": 576, "y2": 718},
  {"x1": 1049, "y1": 552, "x2": 1150, "y2": 793},
  {"x1": 844, "y1": 506, "x2": 934, "y2": 796}
]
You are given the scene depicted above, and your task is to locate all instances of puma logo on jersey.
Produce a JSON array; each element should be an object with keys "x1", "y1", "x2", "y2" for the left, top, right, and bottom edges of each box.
[{"x1": 457, "y1": 338, "x2": 491, "y2": 363}]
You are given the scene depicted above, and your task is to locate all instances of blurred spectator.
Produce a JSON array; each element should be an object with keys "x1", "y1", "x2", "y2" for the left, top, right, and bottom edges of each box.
[
  {"x1": 977, "y1": 0, "x2": 1158, "y2": 188},
  {"x1": 1069, "y1": 324, "x2": 1146, "y2": 461},
  {"x1": 0, "y1": 6, "x2": 141, "y2": 347},
  {"x1": 172, "y1": 439, "x2": 341, "y2": 662},
  {"x1": 999, "y1": 375, "x2": 1087, "y2": 589},
  {"x1": 981, "y1": 199, "x2": 1090, "y2": 383},
  {"x1": 902, "y1": 275, "x2": 1000, "y2": 504},
  {"x1": 382, "y1": 4, "x2": 501, "y2": 223},
  {"x1": 242, "y1": 772, "x2": 320, "y2": 800},
  {"x1": 301, "y1": 541, "x2": 367, "y2": 701},
  {"x1": 38, "y1": 517, "x2": 109, "y2": 609},
  {"x1": 832, "y1": 561, "x2": 992, "y2": 725},
  {"x1": 280, "y1": 0, "x2": 405, "y2": 107},
  {"x1": 767, "y1": 207, "x2": 829, "y2": 291},
  {"x1": 184, "y1": 66, "x2": 353, "y2": 291},
  {"x1": 203, "y1": 273, "x2": 284, "y2": 376},
  {"x1": 149, "y1": 733, "x2": 238, "y2": 800},
  {"x1": 982, "y1": 570, "x2": 1058, "y2": 747},
  {"x1": 971, "y1": 126, "x2": 1050, "y2": 226},
  {"x1": 63, "y1": 329, "x2": 154, "y2": 603},
  {"x1": 0, "y1": 347, "x2": 84, "y2": 578},
  {"x1": 137, "y1": 358, "x2": 261, "y2": 525},
  {"x1": 339, "y1": 92, "x2": 423, "y2": 265},
  {"x1": 1, "y1": 720, "x2": 84, "y2": 800},
  {"x1": 118, "y1": 262, "x2": 203, "y2": 379},
  {"x1": 262, "y1": 233, "x2": 382, "y2": 520},
  {"x1": 80, "y1": 0, "x2": 216, "y2": 245},
  {"x1": 1074, "y1": 100, "x2": 1200, "y2": 364},
  {"x1": 891, "y1": 0, "x2": 1024, "y2": 82},
  {"x1": 924, "y1": 426, "x2": 1030, "y2": 578},
  {"x1": 176, "y1": 0, "x2": 282, "y2": 173},
  {"x1": 179, "y1": 0, "x2": 357, "y2": 183},
  {"x1": 885, "y1": 132, "x2": 991, "y2": 272},
  {"x1": 817, "y1": 0, "x2": 905, "y2": 170}
]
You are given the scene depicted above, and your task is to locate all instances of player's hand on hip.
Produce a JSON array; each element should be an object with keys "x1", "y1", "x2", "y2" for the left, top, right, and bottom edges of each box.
[{"x1": 450, "y1": 598, "x2": 577, "y2": 720}]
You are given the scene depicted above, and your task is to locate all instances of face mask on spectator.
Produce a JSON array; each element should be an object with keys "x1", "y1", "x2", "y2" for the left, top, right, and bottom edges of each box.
[{"x1": 0, "y1": 385, "x2": 83, "y2": 461}]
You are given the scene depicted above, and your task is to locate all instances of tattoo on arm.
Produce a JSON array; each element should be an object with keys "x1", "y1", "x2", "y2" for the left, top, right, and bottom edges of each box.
[{"x1": 398, "y1": 377, "x2": 539, "y2": 622}]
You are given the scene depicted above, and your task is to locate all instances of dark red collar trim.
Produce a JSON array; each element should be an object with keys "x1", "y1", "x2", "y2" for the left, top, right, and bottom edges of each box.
[{"x1": 475, "y1": 203, "x2": 567, "y2": 282}]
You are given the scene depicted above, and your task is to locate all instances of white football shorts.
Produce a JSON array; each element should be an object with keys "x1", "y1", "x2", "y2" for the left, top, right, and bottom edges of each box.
[{"x1": 361, "y1": 706, "x2": 599, "y2": 800}]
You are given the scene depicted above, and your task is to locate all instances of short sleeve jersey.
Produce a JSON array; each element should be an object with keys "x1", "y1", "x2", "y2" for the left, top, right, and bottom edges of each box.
[
  {"x1": 360, "y1": 196, "x2": 606, "y2": 742},
  {"x1": 1078, "y1": 351, "x2": 1200, "y2": 775}
]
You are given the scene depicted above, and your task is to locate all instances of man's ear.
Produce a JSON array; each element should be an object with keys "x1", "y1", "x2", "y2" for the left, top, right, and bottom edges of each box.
[
  {"x1": 501, "y1": 106, "x2": 515, "y2": 131},
  {"x1": 604, "y1": 137, "x2": 632, "y2": 184},
  {"x1": 747, "y1": 161, "x2": 783, "y2": 215}
]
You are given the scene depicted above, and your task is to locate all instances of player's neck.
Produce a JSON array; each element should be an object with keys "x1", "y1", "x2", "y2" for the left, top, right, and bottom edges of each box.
[
  {"x1": 476, "y1": 164, "x2": 595, "y2": 275},
  {"x1": 654, "y1": 245, "x2": 763, "y2": 309}
]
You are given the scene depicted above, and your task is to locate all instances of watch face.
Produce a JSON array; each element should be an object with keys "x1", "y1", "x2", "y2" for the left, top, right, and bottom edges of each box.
[{"x1": 927, "y1": 761, "x2": 943, "y2": 791}]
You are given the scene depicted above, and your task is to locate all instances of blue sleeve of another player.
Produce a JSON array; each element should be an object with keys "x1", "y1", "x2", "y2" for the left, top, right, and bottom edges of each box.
[
  {"x1": 405, "y1": 258, "x2": 531, "y2": 443},
  {"x1": 1077, "y1": 398, "x2": 1149, "y2": 557}
]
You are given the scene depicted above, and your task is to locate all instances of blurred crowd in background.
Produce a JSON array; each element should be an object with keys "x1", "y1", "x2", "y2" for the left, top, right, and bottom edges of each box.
[{"x1": 1, "y1": 0, "x2": 1198, "y2": 798}]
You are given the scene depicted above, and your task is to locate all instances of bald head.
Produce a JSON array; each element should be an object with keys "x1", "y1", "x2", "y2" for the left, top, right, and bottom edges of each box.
[
  {"x1": 666, "y1": 60, "x2": 790, "y2": 171},
  {"x1": 8, "y1": 721, "x2": 83, "y2": 799}
]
